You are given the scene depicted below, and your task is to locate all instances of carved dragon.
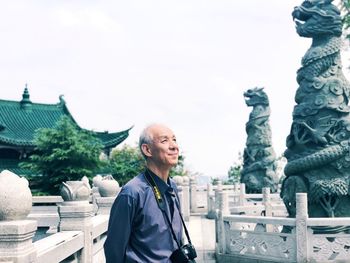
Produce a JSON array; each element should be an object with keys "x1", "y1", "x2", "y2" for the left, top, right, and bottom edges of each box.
[
  {"x1": 281, "y1": 0, "x2": 350, "y2": 224},
  {"x1": 241, "y1": 87, "x2": 279, "y2": 193}
]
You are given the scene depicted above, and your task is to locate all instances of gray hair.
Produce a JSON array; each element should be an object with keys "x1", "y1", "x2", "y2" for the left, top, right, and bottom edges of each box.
[{"x1": 139, "y1": 125, "x2": 153, "y2": 159}]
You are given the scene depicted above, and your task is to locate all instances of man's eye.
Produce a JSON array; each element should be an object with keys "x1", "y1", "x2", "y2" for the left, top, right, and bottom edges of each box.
[{"x1": 161, "y1": 139, "x2": 168, "y2": 143}]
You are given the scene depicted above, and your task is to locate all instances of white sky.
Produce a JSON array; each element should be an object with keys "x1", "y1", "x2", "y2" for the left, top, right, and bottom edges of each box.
[{"x1": 1, "y1": 1, "x2": 349, "y2": 178}]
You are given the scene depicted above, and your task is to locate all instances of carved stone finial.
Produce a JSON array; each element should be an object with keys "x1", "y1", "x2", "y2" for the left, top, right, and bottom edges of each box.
[
  {"x1": 0, "y1": 170, "x2": 32, "y2": 221},
  {"x1": 97, "y1": 175, "x2": 119, "y2": 197},
  {"x1": 60, "y1": 181, "x2": 91, "y2": 202}
]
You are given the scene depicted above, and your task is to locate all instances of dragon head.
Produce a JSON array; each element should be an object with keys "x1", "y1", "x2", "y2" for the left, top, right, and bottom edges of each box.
[
  {"x1": 292, "y1": 0, "x2": 342, "y2": 38},
  {"x1": 244, "y1": 87, "x2": 269, "y2": 107}
]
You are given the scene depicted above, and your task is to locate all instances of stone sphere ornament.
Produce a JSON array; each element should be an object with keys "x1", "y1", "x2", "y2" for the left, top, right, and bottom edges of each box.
[
  {"x1": 0, "y1": 170, "x2": 32, "y2": 221},
  {"x1": 98, "y1": 175, "x2": 119, "y2": 197}
]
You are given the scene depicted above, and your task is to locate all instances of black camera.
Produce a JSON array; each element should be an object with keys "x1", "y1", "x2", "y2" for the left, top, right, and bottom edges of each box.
[{"x1": 170, "y1": 243, "x2": 197, "y2": 263}]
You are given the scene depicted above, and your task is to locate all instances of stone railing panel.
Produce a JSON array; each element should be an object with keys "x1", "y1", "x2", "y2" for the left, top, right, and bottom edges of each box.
[
  {"x1": 224, "y1": 225, "x2": 296, "y2": 262},
  {"x1": 311, "y1": 234, "x2": 350, "y2": 262},
  {"x1": 34, "y1": 231, "x2": 84, "y2": 263}
]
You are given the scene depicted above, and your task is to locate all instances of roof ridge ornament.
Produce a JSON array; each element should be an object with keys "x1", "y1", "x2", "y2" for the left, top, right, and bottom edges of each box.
[
  {"x1": 20, "y1": 84, "x2": 32, "y2": 110},
  {"x1": 59, "y1": 94, "x2": 66, "y2": 105}
]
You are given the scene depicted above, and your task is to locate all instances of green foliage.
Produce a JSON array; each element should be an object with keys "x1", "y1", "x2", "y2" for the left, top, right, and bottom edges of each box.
[
  {"x1": 226, "y1": 152, "x2": 243, "y2": 185},
  {"x1": 169, "y1": 154, "x2": 187, "y2": 177},
  {"x1": 108, "y1": 144, "x2": 146, "y2": 186},
  {"x1": 340, "y1": 1, "x2": 350, "y2": 38},
  {"x1": 21, "y1": 116, "x2": 103, "y2": 195}
]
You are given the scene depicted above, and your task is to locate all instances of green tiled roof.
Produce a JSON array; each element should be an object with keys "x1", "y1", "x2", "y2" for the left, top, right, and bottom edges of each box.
[
  {"x1": 0, "y1": 89, "x2": 131, "y2": 148},
  {"x1": 0, "y1": 159, "x2": 33, "y2": 175}
]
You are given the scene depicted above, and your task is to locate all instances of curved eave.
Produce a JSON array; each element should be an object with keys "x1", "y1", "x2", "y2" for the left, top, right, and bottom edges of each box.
[
  {"x1": 0, "y1": 136, "x2": 35, "y2": 147},
  {"x1": 94, "y1": 126, "x2": 132, "y2": 149}
]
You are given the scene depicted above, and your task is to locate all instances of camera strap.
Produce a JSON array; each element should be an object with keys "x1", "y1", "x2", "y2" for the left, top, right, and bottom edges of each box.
[{"x1": 144, "y1": 170, "x2": 193, "y2": 249}]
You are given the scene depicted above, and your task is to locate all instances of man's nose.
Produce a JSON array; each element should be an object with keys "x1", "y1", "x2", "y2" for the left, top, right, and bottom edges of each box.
[{"x1": 169, "y1": 141, "x2": 178, "y2": 149}]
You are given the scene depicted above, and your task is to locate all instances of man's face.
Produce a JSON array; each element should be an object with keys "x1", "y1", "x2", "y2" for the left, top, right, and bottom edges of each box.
[{"x1": 145, "y1": 125, "x2": 179, "y2": 168}]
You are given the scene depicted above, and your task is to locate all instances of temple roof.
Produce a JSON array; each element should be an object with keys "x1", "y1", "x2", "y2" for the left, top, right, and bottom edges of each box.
[{"x1": 0, "y1": 88, "x2": 131, "y2": 148}]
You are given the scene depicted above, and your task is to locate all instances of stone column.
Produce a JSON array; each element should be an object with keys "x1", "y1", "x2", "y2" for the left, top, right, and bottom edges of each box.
[
  {"x1": 190, "y1": 176, "x2": 197, "y2": 213},
  {"x1": 296, "y1": 193, "x2": 309, "y2": 263},
  {"x1": 59, "y1": 181, "x2": 94, "y2": 263},
  {"x1": 0, "y1": 170, "x2": 37, "y2": 263}
]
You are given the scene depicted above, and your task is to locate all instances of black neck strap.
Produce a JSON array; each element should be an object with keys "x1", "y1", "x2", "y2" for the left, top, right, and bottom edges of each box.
[{"x1": 144, "y1": 170, "x2": 193, "y2": 248}]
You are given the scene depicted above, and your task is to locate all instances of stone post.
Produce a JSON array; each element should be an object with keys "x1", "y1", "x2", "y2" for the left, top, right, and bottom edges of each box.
[
  {"x1": 172, "y1": 176, "x2": 185, "y2": 218},
  {"x1": 95, "y1": 197, "x2": 116, "y2": 215},
  {"x1": 216, "y1": 184, "x2": 229, "y2": 254},
  {"x1": 263, "y1": 187, "x2": 272, "y2": 216},
  {"x1": 234, "y1": 182, "x2": 240, "y2": 205},
  {"x1": 59, "y1": 181, "x2": 94, "y2": 263},
  {"x1": 0, "y1": 220, "x2": 37, "y2": 263},
  {"x1": 207, "y1": 183, "x2": 216, "y2": 219},
  {"x1": 58, "y1": 201, "x2": 94, "y2": 263},
  {"x1": 182, "y1": 176, "x2": 190, "y2": 221},
  {"x1": 190, "y1": 176, "x2": 197, "y2": 213},
  {"x1": 262, "y1": 187, "x2": 273, "y2": 232},
  {"x1": 239, "y1": 183, "x2": 246, "y2": 206},
  {"x1": 0, "y1": 170, "x2": 37, "y2": 263},
  {"x1": 296, "y1": 193, "x2": 309, "y2": 263},
  {"x1": 214, "y1": 180, "x2": 222, "y2": 215}
]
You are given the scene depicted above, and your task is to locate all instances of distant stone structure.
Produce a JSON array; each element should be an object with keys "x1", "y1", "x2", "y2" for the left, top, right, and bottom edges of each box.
[
  {"x1": 240, "y1": 87, "x2": 279, "y2": 193},
  {"x1": 281, "y1": 0, "x2": 350, "y2": 222}
]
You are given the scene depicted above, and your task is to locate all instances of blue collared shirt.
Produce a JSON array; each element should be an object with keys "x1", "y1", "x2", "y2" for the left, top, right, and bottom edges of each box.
[{"x1": 104, "y1": 171, "x2": 183, "y2": 263}]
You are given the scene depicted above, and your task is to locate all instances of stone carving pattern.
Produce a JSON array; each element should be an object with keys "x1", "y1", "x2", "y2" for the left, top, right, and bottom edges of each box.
[
  {"x1": 311, "y1": 235, "x2": 350, "y2": 261},
  {"x1": 224, "y1": 221, "x2": 296, "y2": 261},
  {"x1": 281, "y1": 0, "x2": 350, "y2": 219},
  {"x1": 241, "y1": 87, "x2": 279, "y2": 193}
]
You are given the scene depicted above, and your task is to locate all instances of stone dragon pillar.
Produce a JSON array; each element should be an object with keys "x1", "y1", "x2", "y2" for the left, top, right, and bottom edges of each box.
[
  {"x1": 240, "y1": 87, "x2": 279, "y2": 193},
  {"x1": 281, "y1": 0, "x2": 350, "y2": 228}
]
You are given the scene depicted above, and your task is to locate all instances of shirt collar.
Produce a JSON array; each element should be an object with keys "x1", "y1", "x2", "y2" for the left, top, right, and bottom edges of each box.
[{"x1": 146, "y1": 169, "x2": 173, "y2": 196}]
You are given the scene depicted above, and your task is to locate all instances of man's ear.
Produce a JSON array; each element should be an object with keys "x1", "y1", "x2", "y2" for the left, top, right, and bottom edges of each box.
[{"x1": 141, "y1": 144, "x2": 152, "y2": 158}]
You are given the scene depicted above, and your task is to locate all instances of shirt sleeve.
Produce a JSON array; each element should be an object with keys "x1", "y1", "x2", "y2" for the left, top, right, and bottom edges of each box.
[{"x1": 104, "y1": 194, "x2": 136, "y2": 263}]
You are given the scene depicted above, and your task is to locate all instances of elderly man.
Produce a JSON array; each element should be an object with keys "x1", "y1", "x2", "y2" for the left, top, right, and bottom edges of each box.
[{"x1": 104, "y1": 124, "x2": 196, "y2": 263}]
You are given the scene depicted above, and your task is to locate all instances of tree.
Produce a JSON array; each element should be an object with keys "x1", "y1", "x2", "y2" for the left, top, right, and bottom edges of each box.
[
  {"x1": 226, "y1": 152, "x2": 243, "y2": 185},
  {"x1": 227, "y1": 154, "x2": 243, "y2": 184},
  {"x1": 169, "y1": 154, "x2": 187, "y2": 177},
  {"x1": 340, "y1": 1, "x2": 350, "y2": 41},
  {"x1": 21, "y1": 116, "x2": 103, "y2": 195},
  {"x1": 108, "y1": 144, "x2": 146, "y2": 186}
]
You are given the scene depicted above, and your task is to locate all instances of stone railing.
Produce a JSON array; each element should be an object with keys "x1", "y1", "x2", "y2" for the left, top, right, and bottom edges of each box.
[
  {"x1": 28, "y1": 196, "x2": 63, "y2": 234},
  {"x1": 207, "y1": 182, "x2": 286, "y2": 219},
  {"x1": 0, "y1": 170, "x2": 118, "y2": 263},
  {"x1": 216, "y1": 193, "x2": 350, "y2": 263}
]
